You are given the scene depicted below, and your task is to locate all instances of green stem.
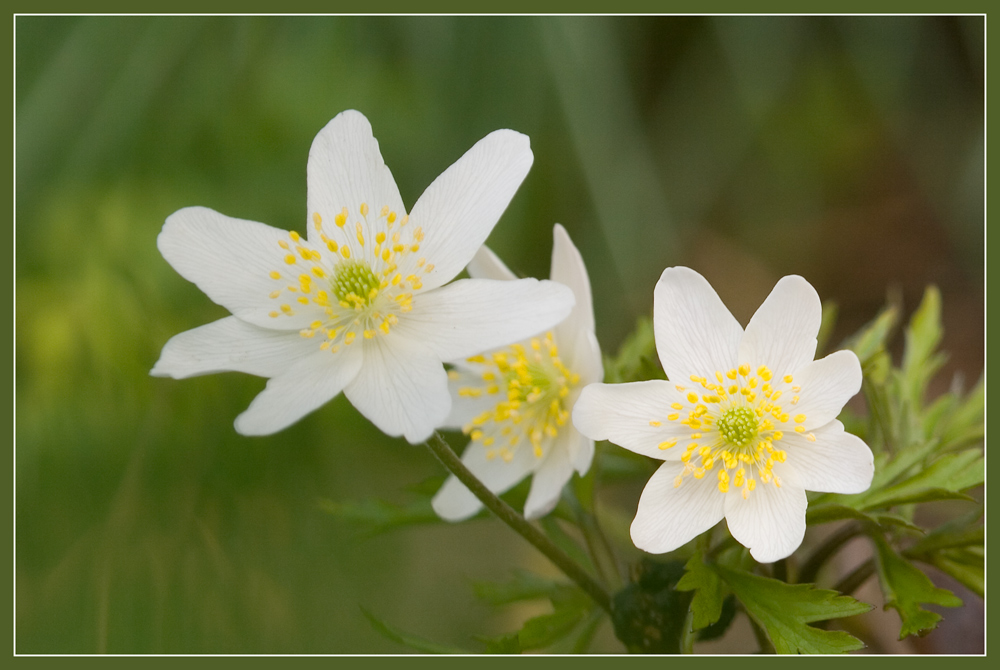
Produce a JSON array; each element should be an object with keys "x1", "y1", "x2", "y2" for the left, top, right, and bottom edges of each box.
[
  {"x1": 833, "y1": 559, "x2": 875, "y2": 596},
  {"x1": 424, "y1": 432, "x2": 613, "y2": 614},
  {"x1": 797, "y1": 522, "x2": 862, "y2": 584}
]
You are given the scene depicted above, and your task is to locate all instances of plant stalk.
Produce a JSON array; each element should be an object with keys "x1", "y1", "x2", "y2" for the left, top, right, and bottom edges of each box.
[{"x1": 424, "y1": 432, "x2": 613, "y2": 614}]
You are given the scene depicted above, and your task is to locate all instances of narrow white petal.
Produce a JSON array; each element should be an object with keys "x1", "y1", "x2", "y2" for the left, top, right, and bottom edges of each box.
[
  {"x1": 466, "y1": 244, "x2": 519, "y2": 281},
  {"x1": 778, "y1": 421, "x2": 874, "y2": 494},
  {"x1": 785, "y1": 350, "x2": 862, "y2": 429},
  {"x1": 399, "y1": 278, "x2": 574, "y2": 362},
  {"x1": 158, "y1": 207, "x2": 326, "y2": 330},
  {"x1": 631, "y1": 461, "x2": 727, "y2": 554},
  {"x1": 431, "y1": 439, "x2": 537, "y2": 522},
  {"x1": 408, "y1": 129, "x2": 533, "y2": 289},
  {"x1": 233, "y1": 344, "x2": 363, "y2": 436},
  {"x1": 724, "y1": 480, "x2": 807, "y2": 563},
  {"x1": 550, "y1": 224, "x2": 596, "y2": 343},
  {"x1": 572, "y1": 381, "x2": 692, "y2": 461},
  {"x1": 524, "y1": 440, "x2": 575, "y2": 519},
  {"x1": 343, "y1": 332, "x2": 450, "y2": 444},
  {"x1": 306, "y1": 110, "x2": 406, "y2": 246},
  {"x1": 566, "y1": 328, "x2": 604, "y2": 387},
  {"x1": 565, "y1": 427, "x2": 595, "y2": 476},
  {"x1": 654, "y1": 267, "x2": 743, "y2": 383},
  {"x1": 442, "y1": 367, "x2": 498, "y2": 429},
  {"x1": 739, "y1": 275, "x2": 821, "y2": 378},
  {"x1": 151, "y1": 316, "x2": 320, "y2": 379}
]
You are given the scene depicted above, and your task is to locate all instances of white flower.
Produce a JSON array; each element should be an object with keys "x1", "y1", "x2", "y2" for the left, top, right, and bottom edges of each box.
[
  {"x1": 572, "y1": 267, "x2": 873, "y2": 563},
  {"x1": 431, "y1": 225, "x2": 603, "y2": 520},
  {"x1": 151, "y1": 110, "x2": 574, "y2": 443}
]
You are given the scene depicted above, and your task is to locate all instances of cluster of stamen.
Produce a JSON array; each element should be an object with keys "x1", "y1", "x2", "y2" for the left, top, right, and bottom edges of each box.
[
  {"x1": 264, "y1": 204, "x2": 436, "y2": 352},
  {"x1": 451, "y1": 332, "x2": 580, "y2": 462},
  {"x1": 652, "y1": 364, "x2": 815, "y2": 500}
]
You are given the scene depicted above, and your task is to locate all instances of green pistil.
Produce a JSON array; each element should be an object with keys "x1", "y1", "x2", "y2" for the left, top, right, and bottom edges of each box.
[
  {"x1": 332, "y1": 259, "x2": 380, "y2": 304},
  {"x1": 716, "y1": 407, "x2": 759, "y2": 447}
]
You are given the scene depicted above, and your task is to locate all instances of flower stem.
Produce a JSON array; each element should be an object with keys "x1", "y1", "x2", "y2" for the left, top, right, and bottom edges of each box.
[
  {"x1": 424, "y1": 432, "x2": 613, "y2": 614},
  {"x1": 833, "y1": 559, "x2": 875, "y2": 596}
]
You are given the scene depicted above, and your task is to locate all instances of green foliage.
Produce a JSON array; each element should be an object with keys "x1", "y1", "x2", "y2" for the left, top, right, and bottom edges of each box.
[
  {"x1": 603, "y1": 317, "x2": 665, "y2": 384},
  {"x1": 318, "y1": 497, "x2": 440, "y2": 536},
  {"x1": 713, "y1": 565, "x2": 871, "y2": 654},
  {"x1": 360, "y1": 608, "x2": 471, "y2": 654},
  {"x1": 675, "y1": 552, "x2": 725, "y2": 631},
  {"x1": 871, "y1": 536, "x2": 962, "y2": 639},
  {"x1": 610, "y1": 560, "x2": 691, "y2": 653}
]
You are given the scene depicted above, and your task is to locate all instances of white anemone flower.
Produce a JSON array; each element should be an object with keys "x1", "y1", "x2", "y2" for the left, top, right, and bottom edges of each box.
[
  {"x1": 573, "y1": 267, "x2": 873, "y2": 563},
  {"x1": 432, "y1": 225, "x2": 603, "y2": 520},
  {"x1": 152, "y1": 110, "x2": 575, "y2": 443}
]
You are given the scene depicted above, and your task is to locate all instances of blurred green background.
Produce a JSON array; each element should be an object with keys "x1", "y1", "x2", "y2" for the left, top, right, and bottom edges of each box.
[{"x1": 16, "y1": 16, "x2": 983, "y2": 653}]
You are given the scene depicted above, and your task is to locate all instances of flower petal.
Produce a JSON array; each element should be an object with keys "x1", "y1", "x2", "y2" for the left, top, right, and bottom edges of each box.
[
  {"x1": 431, "y1": 440, "x2": 537, "y2": 522},
  {"x1": 779, "y1": 420, "x2": 874, "y2": 494},
  {"x1": 233, "y1": 344, "x2": 363, "y2": 436},
  {"x1": 572, "y1": 381, "x2": 692, "y2": 461},
  {"x1": 565, "y1": 427, "x2": 595, "y2": 476},
  {"x1": 441, "y1": 364, "x2": 498, "y2": 429},
  {"x1": 653, "y1": 267, "x2": 743, "y2": 384},
  {"x1": 724, "y1": 480, "x2": 807, "y2": 563},
  {"x1": 738, "y1": 275, "x2": 821, "y2": 378},
  {"x1": 408, "y1": 129, "x2": 533, "y2": 289},
  {"x1": 566, "y1": 328, "x2": 604, "y2": 387},
  {"x1": 524, "y1": 439, "x2": 575, "y2": 519},
  {"x1": 343, "y1": 332, "x2": 450, "y2": 444},
  {"x1": 631, "y1": 461, "x2": 726, "y2": 554},
  {"x1": 157, "y1": 206, "x2": 325, "y2": 330},
  {"x1": 398, "y1": 278, "x2": 574, "y2": 362},
  {"x1": 784, "y1": 350, "x2": 862, "y2": 430},
  {"x1": 306, "y1": 110, "x2": 406, "y2": 247},
  {"x1": 151, "y1": 316, "x2": 320, "y2": 379},
  {"x1": 550, "y1": 224, "x2": 596, "y2": 343},
  {"x1": 466, "y1": 244, "x2": 519, "y2": 281}
]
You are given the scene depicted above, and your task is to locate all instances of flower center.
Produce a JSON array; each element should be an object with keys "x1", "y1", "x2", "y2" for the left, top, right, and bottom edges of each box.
[
  {"x1": 332, "y1": 259, "x2": 381, "y2": 308},
  {"x1": 716, "y1": 407, "x2": 759, "y2": 447},
  {"x1": 651, "y1": 364, "x2": 816, "y2": 500},
  {"x1": 453, "y1": 333, "x2": 581, "y2": 461},
  {"x1": 262, "y1": 203, "x2": 435, "y2": 352}
]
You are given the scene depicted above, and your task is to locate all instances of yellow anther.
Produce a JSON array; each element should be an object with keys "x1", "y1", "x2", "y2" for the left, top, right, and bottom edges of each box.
[
  {"x1": 690, "y1": 375, "x2": 703, "y2": 383},
  {"x1": 340, "y1": 246, "x2": 351, "y2": 259},
  {"x1": 718, "y1": 482, "x2": 729, "y2": 493},
  {"x1": 379, "y1": 321, "x2": 391, "y2": 335},
  {"x1": 297, "y1": 296, "x2": 309, "y2": 304},
  {"x1": 424, "y1": 264, "x2": 435, "y2": 273},
  {"x1": 310, "y1": 267, "x2": 325, "y2": 278},
  {"x1": 290, "y1": 231, "x2": 300, "y2": 242},
  {"x1": 693, "y1": 468, "x2": 705, "y2": 479},
  {"x1": 284, "y1": 254, "x2": 296, "y2": 265},
  {"x1": 268, "y1": 311, "x2": 279, "y2": 318},
  {"x1": 344, "y1": 332, "x2": 355, "y2": 345},
  {"x1": 687, "y1": 392, "x2": 699, "y2": 403},
  {"x1": 649, "y1": 420, "x2": 661, "y2": 427},
  {"x1": 360, "y1": 202, "x2": 369, "y2": 216},
  {"x1": 674, "y1": 476, "x2": 684, "y2": 488},
  {"x1": 728, "y1": 385, "x2": 738, "y2": 395},
  {"x1": 783, "y1": 375, "x2": 793, "y2": 383},
  {"x1": 313, "y1": 212, "x2": 322, "y2": 228},
  {"x1": 675, "y1": 385, "x2": 686, "y2": 392},
  {"x1": 278, "y1": 239, "x2": 290, "y2": 250},
  {"x1": 335, "y1": 208, "x2": 348, "y2": 227},
  {"x1": 794, "y1": 426, "x2": 805, "y2": 433},
  {"x1": 269, "y1": 270, "x2": 281, "y2": 280},
  {"x1": 794, "y1": 414, "x2": 806, "y2": 423},
  {"x1": 806, "y1": 433, "x2": 816, "y2": 442},
  {"x1": 269, "y1": 290, "x2": 281, "y2": 299},
  {"x1": 772, "y1": 430, "x2": 783, "y2": 441},
  {"x1": 738, "y1": 364, "x2": 750, "y2": 376},
  {"x1": 779, "y1": 413, "x2": 789, "y2": 423},
  {"x1": 747, "y1": 478, "x2": 756, "y2": 491},
  {"x1": 668, "y1": 413, "x2": 679, "y2": 421},
  {"x1": 748, "y1": 378, "x2": 758, "y2": 388},
  {"x1": 718, "y1": 469, "x2": 729, "y2": 482},
  {"x1": 280, "y1": 304, "x2": 292, "y2": 313},
  {"x1": 727, "y1": 369, "x2": 737, "y2": 380},
  {"x1": 658, "y1": 440, "x2": 677, "y2": 450},
  {"x1": 387, "y1": 211, "x2": 396, "y2": 224}
]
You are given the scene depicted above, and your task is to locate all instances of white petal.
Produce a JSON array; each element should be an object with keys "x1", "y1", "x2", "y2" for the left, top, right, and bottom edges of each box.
[
  {"x1": 565, "y1": 427, "x2": 595, "y2": 476},
  {"x1": 441, "y1": 366, "x2": 498, "y2": 429},
  {"x1": 343, "y1": 332, "x2": 450, "y2": 444},
  {"x1": 306, "y1": 110, "x2": 406, "y2": 246},
  {"x1": 233, "y1": 344, "x2": 363, "y2": 436},
  {"x1": 466, "y1": 244, "x2": 519, "y2": 281},
  {"x1": 158, "y1": 206, "x2": 325, "y2": 330},
  {"x1": 408, "y1": 129, "x2": 533, "y2": 289},
  {"x1": 653, "y1": 267, "x2": 743, "y2": 384},
  {"x1": 724, "y1": 480, "x2": 807, "y2": 563},
  {"x1": 778, "y1": 421, "x2": 874, "y2": 494},
  {"x1": 398, "y1": 278, "x2": 574, "y2": 362},
  {"x1": 524, "y1": 439, "x2": 575, "y2": 519},
  {"x1": 572, "y1": 381, "x2": 692, "y2": 461},
  {"x1": 566, "y1": 328, "x2": 604, "y2": 387},
  {"x1": 739, "y1": 275, "x2": 821, "y2": 378},
  {"x1": 631, "y1": 461, "x2": 726, "y2": 554},
  {"x1": 431, "y1": 439, "x2": 537, "y2": 522},
  {"x1": 784, "y1": 350, "x2": 862, "y2": 430},
  {"x1": 151, "y1": 316, "x2": 320, "y2": 379},
  {"x1": 550, "y1": 224, "x2": 596, "y2": 343}
]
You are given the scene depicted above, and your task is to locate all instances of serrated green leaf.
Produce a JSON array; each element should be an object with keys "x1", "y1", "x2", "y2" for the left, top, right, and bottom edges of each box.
[
  {"x1": 929, "y1": 550, "x2": 984, "y2": 598},
  {"x1": 939, "y1": 377, "x2": 984, "y2": 451},
  {"x1": 611, "y1": 560, "x2": 691, "y2": 653},
  {"x1": 871, "y1": 535, "x2": 962, "y2": 639},
  {"x1": 318, "y1": 497, "x2": 440, "y2": 535},
  {"x1": 675, "y1": 552, "x2": 724, "y2": 631},
  {"x1": 713, "y1": 565, "x2": 872, "y2": 654},
  {"x1": 848, "y1": 305, "x2": 899, "y2": 366},
  {"x1": 472, "y1": 569, "x2": 578, "y2": 607},
  {"x1": 906, "y1": 510, "x2": 983, "y2": 555},
  {"x1": 859, "y1": 449, "x2": 983, "y2": 510},
  {"x1": 900, "y1": 286, "x2": 944, "y2": 409},
  {"x1": 360, "y1": 607, "x2": 470, "y2": 654},
  {"x1": 517, "y1": 605, "x2": 589, "y2": 650}
]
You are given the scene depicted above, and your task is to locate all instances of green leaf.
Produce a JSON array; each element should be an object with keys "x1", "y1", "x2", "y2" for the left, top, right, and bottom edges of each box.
[
  {"x1": 900, "y1": 286, "x2": 945, "y2": 410},
  {"x1": 905, "y1": 510, "x2": 983, "y2": 555},
  {"x1": 473, "y1": 569, "x2": 578, "y2": 607},
  {"x1": 804, "y1": 504, "x2": 923, "y2": 533},
  {"x1": 318, "y1": 497, "x2": 440, "y2": 535},
  {"x1": 478, "y1": 633, "x2": 521, "y2": 654},
  {"x1": 847, "y1": 304, "x2": 899, "y2": 366},
  {"x1": 604, "y1": 316, "x2": 664, "y2": 383},
  {"x1": 675, "y1": 552, "x2": 725, "y2": 631},
  {"x1": 938, "y1": 377, "x2": 985, "y2": 451},
  {"x1": 859, "y1": 449, "x2": 983, "y2": 510},
  {"x1": 611, "y1": 560, "x2": 692, "y2": 653},
  {"x1": 517, "y1": 605, "x2": 590, "y2": 650},
  {"x1": 713, "y1": 565, "x2": 872, "y2": 654},
  {"x1": 360, "y1": 607, "x2": 470, "y2": 654},
  {"x1": 871, "y1": 535, "x2": 962, "y2": 639},
  {"x1": 928, "y1": 549, "x2": 984, "y2": 598}
]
